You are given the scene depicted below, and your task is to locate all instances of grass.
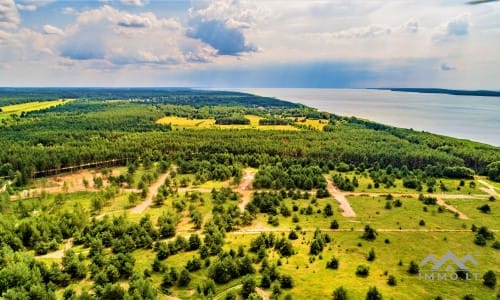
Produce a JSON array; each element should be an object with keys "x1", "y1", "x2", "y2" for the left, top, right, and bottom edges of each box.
[
  {"x1": 0, "y1": 99, "x2": 70, "y2": 120},
  {"x1": 24, "y1": 172, "x2": 499, "y2": 300},
  {"x1": 446, "y1": 197, "x2": 500, "y2": 228},
  {"x1": 347, "y1": 195, "x2": 471, "y2": 230},
  {"x1": 332, "y1": 171, "x2": 487, "y2": 195}
]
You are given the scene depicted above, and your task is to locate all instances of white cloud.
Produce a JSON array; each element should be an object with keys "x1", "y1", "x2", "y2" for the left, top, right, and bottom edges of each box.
[
  {"x1": 43, "y1": 24, "x2": 63, "y2": 35},
  {"x1": 59, "y1": 5, "x2": 212, "y2": 65},
  {"x1": 446, "y1": 14, "x2": 470, "y2": 36},
  {"x1": 0, "y1": 0, "x2": 19, "y2": 30},
  {"x1": 433, "y1": 14, "x2": 470, "y2": 42},
  {"x1": 62, "y1": 7, "x2": 76, "y2": 15},
  {"x1": 121, "y1": 0, "x2": 145, "y2": 7},
  {"x1": 16, "y1": 4, "x2": 36, "y2": 11}
]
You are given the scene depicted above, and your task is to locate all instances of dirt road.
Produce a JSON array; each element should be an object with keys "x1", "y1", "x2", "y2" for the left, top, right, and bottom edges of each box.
[
  {"x1": 237, "y1": 170, "x2": 255, "y2": 212},
  {"x1": 478, "y1": 179, "x2": 498, "y2": 197},
  {"x1": 130, "y1": 171, "x2": 170, "y2": 214},
  {"x1": 326, "y1": 177, "x2": 356, "y2": 217}
]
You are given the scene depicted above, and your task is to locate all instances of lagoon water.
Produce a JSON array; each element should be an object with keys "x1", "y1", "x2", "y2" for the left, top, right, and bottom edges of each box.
[{"x1": 234, "y1": 88, "x2": 500, "y2": 147}]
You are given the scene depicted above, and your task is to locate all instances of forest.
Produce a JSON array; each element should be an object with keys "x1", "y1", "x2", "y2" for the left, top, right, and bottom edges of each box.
[{"x1": 0, "y1": 88, "x2": 498, "y2": 300}]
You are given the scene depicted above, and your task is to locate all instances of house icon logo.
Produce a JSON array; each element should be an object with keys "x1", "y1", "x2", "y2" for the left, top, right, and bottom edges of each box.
[{"x1": 419, "y1": 250, "x2": 480, "y2": 281}]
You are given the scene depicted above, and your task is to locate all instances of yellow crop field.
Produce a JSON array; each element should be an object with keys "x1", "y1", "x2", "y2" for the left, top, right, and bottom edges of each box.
[
  {"x1": 0, "y1": 99, "x2": 70, "y2": 120},
  {"x1": 156, "y1": 114, "x2": 299, "y2": 130},
  {"x1": 155, "y1": 116, "x2": 215, "y2": 128}
]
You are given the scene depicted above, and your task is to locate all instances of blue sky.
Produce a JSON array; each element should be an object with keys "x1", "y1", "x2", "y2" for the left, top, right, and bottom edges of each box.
[{"x1": 0, "y1": 0, "x2": 499, "y2": 88}]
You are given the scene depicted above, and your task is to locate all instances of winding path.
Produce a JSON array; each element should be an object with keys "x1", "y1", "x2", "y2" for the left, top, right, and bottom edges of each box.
[
  {"x1": 130, "y1": 171, "x2": 170, "y2": 214},
  {"x1": 326, "y1": 177, "x2": 356, "y2": 217},
  {"x1": 478, "y1": 179, "x2": 499, "y2": 197}
]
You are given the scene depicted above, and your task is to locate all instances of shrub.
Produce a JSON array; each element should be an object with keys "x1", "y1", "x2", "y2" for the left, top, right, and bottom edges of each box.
[
  {"x1": 326, "y1": 257, "x2": 339, "y2": 269},
  {"x1": 483, "y1": 270, "x2": 497, "y2": 288},
  {"x1": 365, "y1": 286, "x2": 382, "y2": 300},
  {"x1": 408, "y1": 261, "x2": 419, "y2": 274},
  {"x1": 356, "y1": 265, "x2": 369, "y2": 277},
  {"x1": 387, "y1": 275, "x2": 397, "y2": 286},
  {"x1": 332, "y1": 286, "x2": 348, "y2": 300}
]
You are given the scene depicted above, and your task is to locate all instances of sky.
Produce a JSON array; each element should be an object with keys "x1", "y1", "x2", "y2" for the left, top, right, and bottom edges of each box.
[{"x1": 0, "y1": 0, "x2": 499, "y2": 88}]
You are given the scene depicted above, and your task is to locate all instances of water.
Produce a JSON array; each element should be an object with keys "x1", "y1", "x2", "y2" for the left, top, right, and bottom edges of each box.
[{"x1": 232, "y1": 88, "x2": 500, "y2": 146}]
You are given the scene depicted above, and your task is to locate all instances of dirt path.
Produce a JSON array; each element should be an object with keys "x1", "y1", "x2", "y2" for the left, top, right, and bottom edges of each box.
[
  {"x1": 237, "y1": 170, "x2": 255, "y2": 212},
  {"x1": 130, "y1": 171, "x2": 170, "y2": 214},
  {"x1": 37, "y1": 238, "x2": 73, "y2": 259},
  {"x1": 326, "y1": 177, "x2": 356, "y2": 217},
  {"x1": 477, "y1": 179, "x2": 498, "y2": 197},
  {"x1": 436, "y1": 199, "x2": 468, "y2": 219}
]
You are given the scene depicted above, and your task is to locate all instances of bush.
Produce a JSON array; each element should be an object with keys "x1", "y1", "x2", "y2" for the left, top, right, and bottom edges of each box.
[
  {"x1": 408, "y1": 261, "x2": 419, "y2": 274},
  {"x1": 240, "y1": 276, "x2": 257, "y2": 299},
  {"x1": 177, "y1": 268, "x2": 191, "y2": 287},
  {"x1": 356, "y1": 265, "x2": 369, "y2": 277},
  {"x1": 483, "y1": 270, "x2": 496, "y2": 288},
  {"x1": 288, "y1": 230, "x2": 298, "y2": 240},
  {"x1": 280, "y1": 274, "x2": 294, "y2": 289},
  {"x1": 326, "y1": 257, "x2": 339, "y2": 269},
  {"x1": 330, "y1": 220, "x2": 339, "y2": 229},
  {"x1": 332, "y1": 286, "x2": 348, "y2": 300},
  {"x1": 367, "y1": 248, "x2": 376, "y2": 261},
  {"x1": 478, "y1": 204, "x2": 491, "y2": 213},
  {"x1": 387, "y1": 275, "x2": 397, "y2": 286},
  {"x1": 365, "y1": 286, "x2": 382, "y2": 300},
  {"x1": 362, "y1": 225, "x2": 377, "y2": 241}
]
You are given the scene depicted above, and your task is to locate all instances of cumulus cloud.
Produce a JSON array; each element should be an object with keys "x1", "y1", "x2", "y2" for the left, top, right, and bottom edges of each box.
[
  {"x1": 0, "y1": 0, "x2": 19, "y2": 30},
  {"x1": 188, "y1": 19, "x2": 256, "y2": 55},
  {"x1": 117, "y1": 14, "x2": 152, "y2": 28},
  {"x1": 446, "y1": 14, "x2": 469, "y2": 36},
  {"x1": 187, "y1": 0, "x2": 258, "y2": 55},
  {"x1": 57, "y1": 5, "x2": 212, "y2": 65},
  {"x1": 433, "y1": 14, "x2": 470, "y2": 42},
  {"x1": 43, "y1": 24, "x2": 63, "y2": 35}
]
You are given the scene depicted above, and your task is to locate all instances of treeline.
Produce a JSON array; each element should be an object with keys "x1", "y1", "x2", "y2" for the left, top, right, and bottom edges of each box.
[
  {"x1": 259, "y1": 118, "x2": 291, "y2": 125},
  {"x1": 253, "y1": 164, "x2": 326, "y2": 190}
]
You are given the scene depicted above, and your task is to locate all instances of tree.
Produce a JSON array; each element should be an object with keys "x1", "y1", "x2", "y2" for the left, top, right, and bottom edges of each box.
[
  {"x1": 387, "y1": 275, "x2": 397, "y2": 286},
  {"x1": 408, "y1": 261, "x2": 419, "y2": 274},
  {"x1": 324, "y1": 204, "x2": 333, "y2": 217},
  {"x1": 241, "y1": 276, "x2": 257, "y2": 299},
  {"x1": 188, "y1": 234, "x2": 201, "y2": 251},
  {"x1": 177, "y1": 268, "x2": 191, "y2": 287},
  {"x1": 356, "y1": 265, "x2": 369, "y2": 277},
  {"x1": 128, "y1": 273, "x2": 157, "y2": 300},
  {"x1": 365, "y1": 286, "x2": 382, "y2": 300},
  {"x1": 330, "y1": 220, "x2": 339, "y2": 229},
  {"x1": 367, "y1": 248, "x2": 376, "y2": 261},
  {"x1": 280, "y1": 274, "x2": 294, "y2": 289},
  {"x1": 478, "y1": 204, "x2": 491, "y2": 214},
  {"x1": 486, "y1": 161, "x2": 500, "y2": 182},
  {"x1": 332, "y1": 286, "x2": 348, "y2": 300},
  {"x1": 310, "y1": 239, "x2": 323, "y2": 255},
  {"x1": 362, "y1": 225, "x2": 377, "y2": 241},
  {"x1": 483, "y1": 270, "x2": 496, "y2": 288},
  {"x1": 326, "y1": 257, "x2": 339, "y2": 269}
]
